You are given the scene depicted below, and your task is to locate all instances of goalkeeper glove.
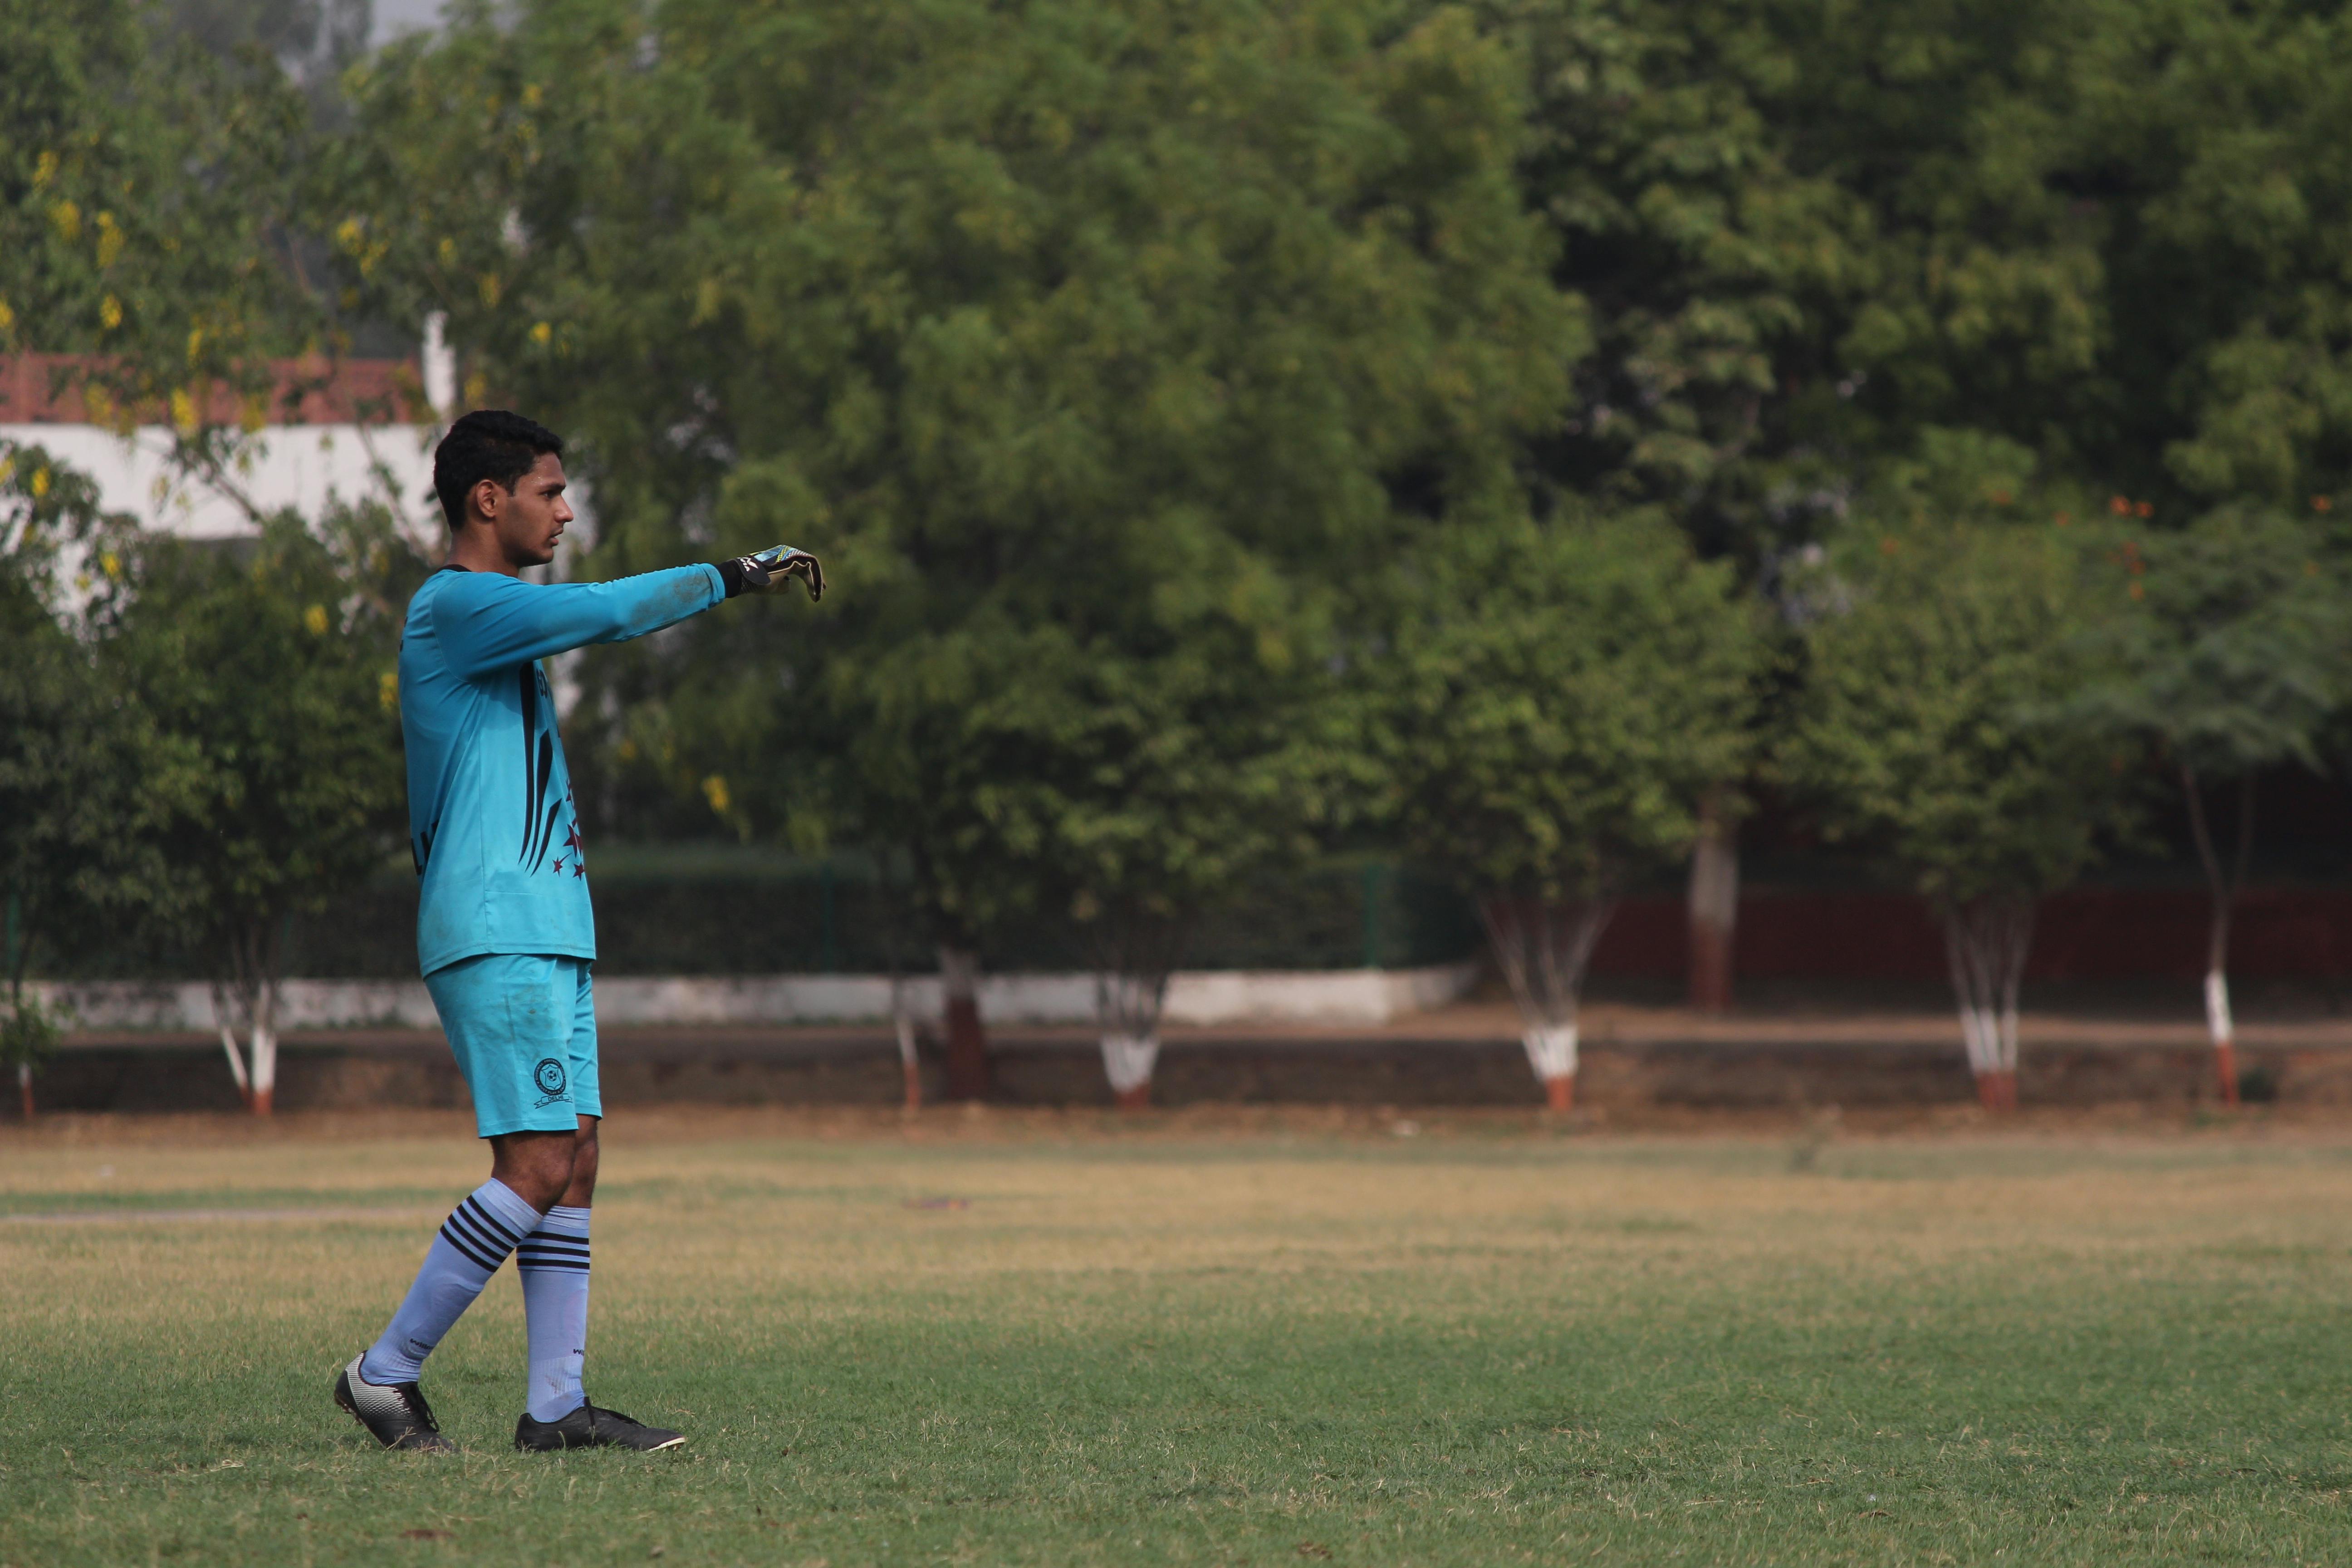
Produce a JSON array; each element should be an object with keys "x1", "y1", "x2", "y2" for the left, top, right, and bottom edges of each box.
[{"x1": 717, "y1": 545, "x2": 824, "y2": 602}]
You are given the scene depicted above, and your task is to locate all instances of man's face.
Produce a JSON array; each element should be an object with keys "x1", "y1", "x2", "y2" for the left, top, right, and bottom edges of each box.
[{"x1": 473, "y1": 452, "x2": 573, "y2": 568}]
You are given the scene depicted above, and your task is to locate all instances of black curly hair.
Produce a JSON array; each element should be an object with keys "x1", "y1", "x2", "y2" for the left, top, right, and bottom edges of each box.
[{"x1": 432, "y1": 409, "x2": 564, "y2": 529}]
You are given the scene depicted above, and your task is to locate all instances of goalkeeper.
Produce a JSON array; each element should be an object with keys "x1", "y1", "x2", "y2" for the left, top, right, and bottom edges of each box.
[{"x1": 335, "y1": 409, "x2": 819, "y2": 1454}]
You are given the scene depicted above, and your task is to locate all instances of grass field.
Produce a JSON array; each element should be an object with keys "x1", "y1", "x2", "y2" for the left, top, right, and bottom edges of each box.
[{"x1": 5, "y1": 1111, "x2": 2352, "y2": 1565}]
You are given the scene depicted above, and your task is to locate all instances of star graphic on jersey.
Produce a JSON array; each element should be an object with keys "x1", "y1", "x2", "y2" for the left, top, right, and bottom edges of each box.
[
  {"x1": 563, "y1": 822, "x2": 584, "y2": 857},
  {"x1": 572, "y1": 859, "x2": 586, "y2": 878},
  {"x1": 552, "y1": 857, "x2": 566, "y2": 876}
]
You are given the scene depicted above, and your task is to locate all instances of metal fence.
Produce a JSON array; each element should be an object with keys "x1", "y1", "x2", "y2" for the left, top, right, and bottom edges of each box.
[{"x1": 33, "y1": 856, "x2": 1483, "y2": 980}]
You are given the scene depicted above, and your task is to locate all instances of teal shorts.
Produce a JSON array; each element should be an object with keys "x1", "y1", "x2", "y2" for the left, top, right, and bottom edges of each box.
[{"x1": 424, "y1": 953, "x2": 602, "y2": 1138}]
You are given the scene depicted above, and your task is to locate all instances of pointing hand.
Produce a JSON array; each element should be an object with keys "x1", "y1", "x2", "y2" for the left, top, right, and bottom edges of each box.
[{"x1": 729, "y1": 545, "x2": 824, "y2": 602}]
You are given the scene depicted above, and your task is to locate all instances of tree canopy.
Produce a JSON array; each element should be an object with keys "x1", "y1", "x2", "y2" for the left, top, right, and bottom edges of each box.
[
  {"x1": 337, "y1": 0, "x2": 1575, "y2": 935},
  {"x1": 15, "y1": 0, "x2": 2352, "y2": 1116},
  {"x1": 1369, "y1": 509, "x2": 1762, "y2": 900},
  {"x1": 1779, "y1": 518, "x2": 2133, "y2": 910}
]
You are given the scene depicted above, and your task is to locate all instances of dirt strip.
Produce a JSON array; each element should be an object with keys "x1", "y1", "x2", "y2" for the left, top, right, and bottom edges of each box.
[{"x1": 3, "y1": 1099, "x2": 2349, "y2": 1151}]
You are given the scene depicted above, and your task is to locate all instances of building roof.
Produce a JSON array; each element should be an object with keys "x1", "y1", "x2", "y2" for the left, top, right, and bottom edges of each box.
[{"x1": 0, "y1": 354, "x2": 431, "y2": 426}]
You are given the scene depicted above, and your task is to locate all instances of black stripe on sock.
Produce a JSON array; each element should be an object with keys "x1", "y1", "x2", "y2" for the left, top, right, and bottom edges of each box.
[
  {"x1": 517, "y1": 1241, "x2": 591, "y2": 1260},
  {"x1": 444, "y1": 1213, "x2": 515, "y2": 1260},
  {"x1": 458, "y1": 1195, "x2": 526, "y2": 1247},
  {"x1": 517, "y1": 1237, "x2": 590, "y2": 1254},
  {"x1": 443, "y1": 1206, "x2": 520, "y2": 1265},
  {"x1": 516, "y1": 1256, "x2": 592, "y2": 1272},
  {"x1": 438, "y1": 1220, "x2": 505, "y2": 1272}
]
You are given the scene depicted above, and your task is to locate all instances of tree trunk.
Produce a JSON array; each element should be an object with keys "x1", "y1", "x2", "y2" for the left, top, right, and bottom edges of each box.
[
  {"x1": 1480, "y1": 893, "x2": 1614, "y2": 1112},
  {"x1": 1103, "y1": 1034, "x2": 1159, "y2": 1110},
  {"x1": 1940, "y1": 894, "x2": 2034, "y2": 1112},
  {"x1": 890, "y1": 977, "x2": 923, "y2": 1112},
  {"x1": 15, "y1": 1061, "x2": 29, "y2": 1121},
  {"x1": 211, "y1": 980, "x2": 253, "y2": 1109},
  {"x1": 2181, "y1": 768, "x2": 2254, "y2": 1108},
  {"x1": 216, "y1": 921, "x2": 283, "y2": 1115},
  {"x1": 1525, "y1": 1024, "x2": 1577, "y2": 1111},
  {"x1": 1686, "y1": 794, "x2": 1738, "y2": 1013},
  {"x1": 2205, "y1": 968, "x2": 2237, "y2": 1109},
  {"x1": 937, "y1": 943, "x2": 990, "y2": 1101},
  {"x1": 250, "y1": 976, "x2": 278, "y2": 1117},
  {"x1": 1089, "y1": 907, "x2": 1182, "y2": 1112}
]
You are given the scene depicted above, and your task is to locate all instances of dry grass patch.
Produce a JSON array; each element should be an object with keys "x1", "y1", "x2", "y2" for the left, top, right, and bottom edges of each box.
[{"x1": 4, "y1": 1117, "x2": 2351, "y2": 1565}]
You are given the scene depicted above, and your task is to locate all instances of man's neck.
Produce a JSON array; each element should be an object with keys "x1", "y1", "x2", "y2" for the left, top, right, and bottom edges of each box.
[{"x1": 446, "y1": 526, "x2": 527, "y2": 578}]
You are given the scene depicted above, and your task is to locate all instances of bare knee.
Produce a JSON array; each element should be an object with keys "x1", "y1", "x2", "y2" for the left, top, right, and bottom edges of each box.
[{"x1": 490, "y1": 1129, "x2": 580, "y2": 1211}]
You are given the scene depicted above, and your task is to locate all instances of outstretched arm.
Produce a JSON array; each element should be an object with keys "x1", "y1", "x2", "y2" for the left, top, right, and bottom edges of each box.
[{"x1": 432, "y1": 565, "x2": 725, "y2": 677}]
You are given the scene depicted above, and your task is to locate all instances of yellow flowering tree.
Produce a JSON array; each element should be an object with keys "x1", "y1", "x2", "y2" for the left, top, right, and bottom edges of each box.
[{"x1": 1, "y1": 0, "x2": 324, "y2": 461}]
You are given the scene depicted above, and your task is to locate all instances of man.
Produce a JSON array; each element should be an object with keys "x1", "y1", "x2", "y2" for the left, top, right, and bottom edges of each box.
[{"x1": 334, "y1": 409, "x2": 820, "y2": 1453}]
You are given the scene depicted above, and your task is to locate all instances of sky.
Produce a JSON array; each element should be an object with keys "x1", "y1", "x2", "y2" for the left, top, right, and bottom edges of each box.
[{"x1": 370, "y1": 0, "x2": 446, "y2": 46}]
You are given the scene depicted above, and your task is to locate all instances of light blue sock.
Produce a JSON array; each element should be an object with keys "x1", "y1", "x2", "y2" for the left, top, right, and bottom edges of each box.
[
  {"x1": 519, "y1": 1204, "x2": 592, "y2": 1422},
  {"x1": 360, "y1": 1178, "x2": 541, "y2": 1385}
]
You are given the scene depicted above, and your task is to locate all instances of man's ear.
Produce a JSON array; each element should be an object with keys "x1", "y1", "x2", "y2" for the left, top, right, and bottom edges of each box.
[{"x1": 469, "y1": 476, "x2": 504, "y2": 524}]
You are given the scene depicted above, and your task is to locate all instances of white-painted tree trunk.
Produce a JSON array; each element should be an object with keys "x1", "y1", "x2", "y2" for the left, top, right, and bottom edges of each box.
[
  {"x1": 1101, "y1": 1032, "x2": 1161, "y2": 1097},
  {"x1": 212, "y1": 980, "x2": 252, "y2": 1106},
  {"x1": 2204, "y1": 966, "x2": 2242, "y2": 1108},
  {"x1": 1941, "y1": 895, "x2": 2033, "y2": 1112},
  {"x1": 1522, "y1": 1023, "x2": 1578, "y2": 1112},
  {"x1": 250, "y1": 977, "x2": 279, "y2": 1116},
  {"x1": 1480, "y1": 894, "x2": 1613, "y2": 1112},
  {"x1": 890, "y1": 974, "x2": 922, "y2": 1110},
  {"x1": 2192, "y1": 964, "x2": 2230, "y2": 1048},
  {"x1": 1954, "y1": 1006, "x2": 2018, "y2": 1080},
  {"x1": 211, "y1": 972, "x2": 280, "y2": 1114},
  {"x1": 2180, "y1": 767, "x2": 2251, "y2": 1106},
  {"x1": 1094, "y1": 958, "x2": 1174, "y2": 1111},
  {"x1": 1080, "y1": 904, "x2": 1185, "y2": 1110}
]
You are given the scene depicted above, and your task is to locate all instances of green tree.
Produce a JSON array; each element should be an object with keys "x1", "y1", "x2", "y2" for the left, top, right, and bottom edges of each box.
[
  {"x1": 1755, "y1": 3, "x2": 2352, "y2": 516},
  {"x1": 1780, "y1": 480, "x2": 2134, "y2": 1112},
  {"x1": 1361, "y1": 510, "x2": 1762, "y2": 1109},
  {"x1": 106, "y1": 507, "x2": 415, "y2": 1113},
  {"x1": 0, "y1": 444, "x2": 207, "y2": 1117},
  {"x1": 1, "y1": 0, "x2": 322, "y2": 421},
  {"x1": 1754, "y1": 0, "x2": 2352, "y2": 1093},
  {"x1": 1502, "y1": 0, "x2": 1862, "y2": 564},
  {"x1": 160, "y1": 0, "x2": 373, "y2": 88},
  {"x1": 2068, "y1": 509, "x2": 2351, "y2": 1104},
  {"x1": 1487, "y1": 0, "x2": 1871, "y2": 1010},
  {"x1": 334, "y1": 0, "x2": 1573, "y2": 1095},
  {"x1": 951, "y1": 622, "x2": 1336, "y2": 1107},
  {"x1": 1490, "y1": 0, "x2": 2352, "y2": 1037}
]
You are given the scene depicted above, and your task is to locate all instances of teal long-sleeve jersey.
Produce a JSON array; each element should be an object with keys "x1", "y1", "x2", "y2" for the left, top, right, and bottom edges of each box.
[{"x1": 399, "y1": 562, "x2": 726, "y2": 976}]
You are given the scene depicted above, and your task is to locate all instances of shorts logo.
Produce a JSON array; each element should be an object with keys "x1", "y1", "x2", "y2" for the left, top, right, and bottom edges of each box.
[{"x1": 533, "y1": 1058, "x2": 569, "y2": 1106}]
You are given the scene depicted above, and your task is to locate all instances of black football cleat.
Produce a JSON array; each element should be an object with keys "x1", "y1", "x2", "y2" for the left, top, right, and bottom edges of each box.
[
  {"x1": 335, "y1": 1354, "x2": 456, "y2": 1452},
  {"x1": 514, "y1": 1401, "x2": 686, "y2": 1453}
]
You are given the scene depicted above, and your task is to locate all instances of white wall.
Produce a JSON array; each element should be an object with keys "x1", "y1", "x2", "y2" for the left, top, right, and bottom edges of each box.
[
  {"x1": 0, "y1": 422, "x2": 441, "y2": 542},
  {"x1": 37, "y1": 964, "x2": 1480, "y2": 1033}
]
